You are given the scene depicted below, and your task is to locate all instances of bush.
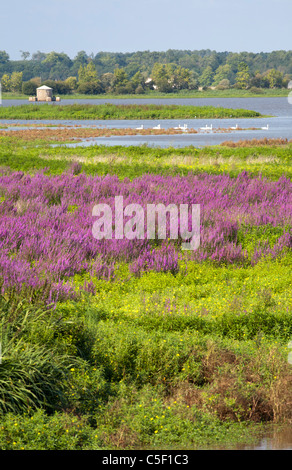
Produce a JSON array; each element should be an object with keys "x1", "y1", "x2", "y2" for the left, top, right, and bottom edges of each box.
[
  {"x1": 77, "y1": 81, "x2": 103, "y2": 95},
  {"x1": 135, "y1": 85, "x2": 145, "y2": 94},
  {"x1": 0, "y1": 409, "x2": 95, "y2": 450},
  {"x1": 42, "y1": 80, "x2": 72, "y2": 95},
  {"x1": 22, "y1": 80, "x2": 38, "y2": 96},
  {"x1": 216, "y1": 79, "x2": 230, "y2": 90},
  {"x1": 248, "y1": 86, "x2": 264, "y2": 94}
]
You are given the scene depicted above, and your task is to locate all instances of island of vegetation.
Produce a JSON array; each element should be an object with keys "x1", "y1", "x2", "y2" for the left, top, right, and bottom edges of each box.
[{"x1": 0, "y1": 103, "x2": 262, "y2": 120}]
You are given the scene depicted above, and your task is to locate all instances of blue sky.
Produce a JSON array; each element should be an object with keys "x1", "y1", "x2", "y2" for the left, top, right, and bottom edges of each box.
[{"x1": 1, "y1": 0, "x2": 291, "y2": 59}]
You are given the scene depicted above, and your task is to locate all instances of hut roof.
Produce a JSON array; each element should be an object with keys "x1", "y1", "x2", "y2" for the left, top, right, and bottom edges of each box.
[{"x1": 37, "y1": 85, "x2": 53, "y2": 90}]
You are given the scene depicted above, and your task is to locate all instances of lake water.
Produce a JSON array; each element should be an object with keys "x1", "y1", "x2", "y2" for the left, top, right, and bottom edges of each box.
[
  {"x1": 1, "y1": 97, "x2": 291, "y2": 148},
  {"x1": 235, "y1": 425, "x2": 292, "y2": 450}
]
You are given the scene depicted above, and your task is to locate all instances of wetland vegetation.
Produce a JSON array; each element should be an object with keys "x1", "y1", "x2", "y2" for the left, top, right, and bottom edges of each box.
[
  {"x1": 0, "y1": 103, "x2": 262, "y2": 121},
  {"x1": 0, "y1": 132, "x2": 291, "y2": 450}
]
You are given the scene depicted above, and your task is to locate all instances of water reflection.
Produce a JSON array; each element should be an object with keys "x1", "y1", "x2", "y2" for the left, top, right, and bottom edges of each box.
[{"x1": 238, "y1": 426, "x2": 292, "y2": 450}]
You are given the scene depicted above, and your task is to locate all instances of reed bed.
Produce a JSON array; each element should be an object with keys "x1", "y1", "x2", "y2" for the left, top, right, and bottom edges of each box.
[
  {"x1": 0, "y1": 125, "x2": 263, "y2": 143},
  {"x1": 220, "y1": 138, "x2": 292, "y2": 147}
]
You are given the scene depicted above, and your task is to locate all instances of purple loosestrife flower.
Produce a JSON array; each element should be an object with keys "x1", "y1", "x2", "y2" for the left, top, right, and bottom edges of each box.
[{"x1": 0, "y1": 170, "x2": 291, "y2": 302}]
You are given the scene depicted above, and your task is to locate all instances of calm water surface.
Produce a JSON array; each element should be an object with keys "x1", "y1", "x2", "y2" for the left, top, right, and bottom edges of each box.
[
  {"x1": 1, "y1": 96, "x2": 291, "y2": 116},
  {"x1": 234, "y1": 425, "x2": 292, "y2": 450}
]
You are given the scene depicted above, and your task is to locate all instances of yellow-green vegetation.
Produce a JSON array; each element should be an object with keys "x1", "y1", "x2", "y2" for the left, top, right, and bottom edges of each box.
[
  {"x1": 0, "y1": 136, "x2": 291, "y2": 450},
  {"x1": 0, "y1": 136, "x2": 291, "y2": 180}
]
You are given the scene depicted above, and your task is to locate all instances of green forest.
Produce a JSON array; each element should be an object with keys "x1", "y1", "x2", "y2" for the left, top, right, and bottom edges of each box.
[{"x1": 0, "y1": 49, "x2": 291, "y2": 96}]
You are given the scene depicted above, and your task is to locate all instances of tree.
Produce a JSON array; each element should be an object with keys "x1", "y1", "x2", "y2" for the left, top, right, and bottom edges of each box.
[
  {"x1": 249, "y1": 72, "x2": 269, "y2": 89},
  {"x1": 213, "y1": 64, "x2": 232, "y2": 86},
  {"x1": 100, "y1": 73, "x2": 114, "y2": 93},
  {"x1": 78, "y1": 62, "x2": 99, "y2": 83},
  {"x1": 235, "y1": 62, "x2": 250, "y2": 89},
  {"x1": 77, "y1": 62, "x2": 102, "y2": 94},
  {"x1": 20, "y1": 51, "x2": 30, "y2": 61},
  {"x1": 130, "y1": 72, "x2": 145, "y2": 93},
  {"x1": 31, "y1": 51, "x2": 47, "y2": 62},
  {"x1": 151, "y1": 63, "x2": 173, "y2": 93},
  {"x1": 42, "y1": 51, "x2": 72, "y2": 68},
  {"x1": 1, "y1": 74, "x2": 11, "y2": 92},
  {"x1": 266, "y1": 69, "x2": 284, "y2": 88},
  {"x1": 74, "y1": 51, "x2": 88, "y2": 66},
  {"x1": 199, "y1": 66, "x2": 214, "y2": 88},
  {"x1": 111, "y1": 68, "x2": 133, "y2": 94},
  {"x1": 0, "y1": 51, "x2": 9, "y2": 64},
  {"x1": 10, "y1": 72, "x2": 23, "y2": 93},
  {"x1": 151, "y1": 63, "x2": 192, "y2": 92},
  {"x1": 172, "y1": 66, "x2": 191, "y2": 90},
  {"x1": 42, "y1": 52, "x2": 72, "y2": 80},
  {"x1": 71, "y1": 51, "x2": 89, "y2": 75},
  {"x1": 65, "y1": 76, "x2": 78, "y2": 91}
]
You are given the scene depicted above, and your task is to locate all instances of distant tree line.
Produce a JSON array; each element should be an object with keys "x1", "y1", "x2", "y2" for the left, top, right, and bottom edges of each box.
[{"x1": 0, "y1": 49, "x2": 291, "y2": 95}]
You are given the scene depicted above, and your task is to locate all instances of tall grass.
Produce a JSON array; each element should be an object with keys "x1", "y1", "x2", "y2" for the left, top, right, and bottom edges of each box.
[{"x1": 0, "y1": 296, "x2": 79, "y2": 413}]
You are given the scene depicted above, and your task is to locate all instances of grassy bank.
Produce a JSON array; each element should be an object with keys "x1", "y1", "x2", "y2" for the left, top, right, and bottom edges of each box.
[
  {"x1": 2, "y1": 88, "x2": 289, "y2": 100},
  {"x1": 0, "y1": 137, "x2": 291, "y2": 450},
  {"x1": 0, "y1": 136, "x2": 291, "y2": 180}
]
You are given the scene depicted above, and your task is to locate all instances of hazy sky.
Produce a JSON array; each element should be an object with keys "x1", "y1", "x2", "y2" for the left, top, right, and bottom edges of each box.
[{"x1": 1, "y1": 0, "x2": 291, "y2": 59}]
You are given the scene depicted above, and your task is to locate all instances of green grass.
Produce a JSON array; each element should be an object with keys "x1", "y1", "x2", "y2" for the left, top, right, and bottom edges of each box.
[
  {"x1": 0, "y1": 138, "x2": 291, "y2": 180},
  {"x1": 0, "y1": 103, "x2": 262, "y2": 120},
  {"x1": 2, "y1": 87, "x2": 289, "y2": 100}
]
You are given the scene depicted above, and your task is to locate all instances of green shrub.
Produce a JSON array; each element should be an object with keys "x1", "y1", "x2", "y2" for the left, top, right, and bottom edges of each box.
[
  {"x1": 22, "y1": 80, "x2": 37, "y2": 96},
  {"x1": 0, "y1": 409, "x2": 96, "y2": 450}
]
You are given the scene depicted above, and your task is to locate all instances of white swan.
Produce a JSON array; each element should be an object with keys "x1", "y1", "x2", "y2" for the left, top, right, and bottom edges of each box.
[
  {"x1": 261, "y1": 124, "x2": 269, "y2": 130},
  {"x1": 200, "y1": 124, "x2": 213, "y2": 131},
  {"x1": 136, "y1": 124, "x2": 144, "y2": 130},
  {"x1": 231, "y1": 124, "x2": 239, "y2": 130},
  {"x1": 153, "y1": 124, "x2": 161, "y2": 129},
  {"x1": 174, "y1": 124, "x2": 188, "y2": 131}
]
